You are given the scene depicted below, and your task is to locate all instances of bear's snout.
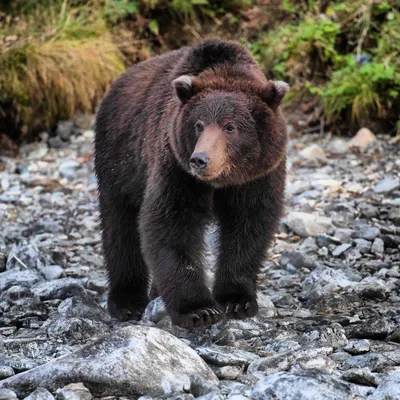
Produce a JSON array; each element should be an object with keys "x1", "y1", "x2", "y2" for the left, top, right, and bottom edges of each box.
[{"x1": 190, "y1": 152, "x2": 210, "y2": 171}]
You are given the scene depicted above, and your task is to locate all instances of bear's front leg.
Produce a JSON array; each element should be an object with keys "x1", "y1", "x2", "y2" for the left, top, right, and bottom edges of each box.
[
  {"x1": 213, "y1": 168, "x2": 285, "y2": 319},
  {"x1": 139, "y1": 171, "x2": 223, "y2": 330}
]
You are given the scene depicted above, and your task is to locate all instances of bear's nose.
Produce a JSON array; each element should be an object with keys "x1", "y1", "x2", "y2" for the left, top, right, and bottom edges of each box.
[{"x1": 190, "y1": 152, "x2": 210, "y2": 170}]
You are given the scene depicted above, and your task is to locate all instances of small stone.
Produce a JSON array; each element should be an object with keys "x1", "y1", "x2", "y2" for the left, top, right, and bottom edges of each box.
[
  {"x1": 388, "y1": 208, "x2": 400, "y2": 225},
  {"x1": 24, "y1": 388, "x2": 55, "y2": 400},
  {"x1": 40, "y1": 265, "x2": 64, "y2": 280},
  {"x1": 315, "y1": 234, "x2": 340, "y2": 248},
  {"x1": 285, "y1": 212, "x2": 334, "y2": 237},
  {"x1": 142, "y1": 297, "x2": 168, "y2": 324},
  {"x1": 59, "y1": 160, "x2": 80, "y2": 180},
  {"x1": 56, "y1": 383, "x2": 92, "y2": 400},
  {"x1": 352, "y1": 225, "x2": 380, "y2": 241},
  {"x1": 354, "y1": 238, "x2": 372, "y2": 254},
  {"x1": 358, "y1": 203, "x2": 378, "y2": 218},
  {"x1": 56, "y1": 121, "x2": 74, "y2": 141},
  {"x1": 344, "y1": 339, "x2": 371, "y2": 355},
  {"x1": 388, "y1": 329, "x2": 400, "y2": 343},
  {"x1": 215, "y1": 366, "x2": 241, "y2": 380},
  {"x1": 299, "y1": 144, "x2": 327, "y2": 164},
  {"x1": 342, "y1": 368, "x2": 379, "y2": 387},
  {"x1": 0, "y1": 367, "x2": 14, "y2": 380},
  {"x1": 350, "y1": 318, "x2": 395, "y2": 340},
  {"x1": 196, "y1": 346, "x2": 259, "y2": 367},
  {"x1": 31, "y1": 278, "x2": 86, "y2": 300},
  {"x1": 353, "y1": 277, "x2": 389, "y2": 300},
  {"x1": 334, "y1": 228, "x2": 354, "y2": 243},
  {"x1": 279, "y1": 249, "x2": 315, "y2": 269},
  {"x1": 332, "y1": 243, "x2": 352, "y2": 257},
  {"x1": 348, "y1": 127, "x2": 376, "y2": 150},
  {"x1": 251, "y1": 372, "x2": 352, "y2": 400},
  {"x1": 373, "y1": 178, "x2": 400, "y2": 194},
  {"x1": 371, "y1": 238, "x2": 384, "y2": 255},
  {"x1": 0, "y1": 389, "x2": 18, "y2": 400}
]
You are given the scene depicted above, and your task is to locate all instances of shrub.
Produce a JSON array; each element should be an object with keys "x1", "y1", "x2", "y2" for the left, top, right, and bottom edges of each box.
[{"x1": 258, "y1": 0, "x2": 400, "y2": 134}]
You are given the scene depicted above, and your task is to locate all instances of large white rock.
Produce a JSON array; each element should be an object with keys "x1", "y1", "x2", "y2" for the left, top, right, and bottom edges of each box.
[
  {"x1": 348, "y1": 128, "x2": 376, "y2": 150},
  {"x1": 0, "y1": 326, "x2": 218, "y2": 398},
  {"x1": 251, "y1": 371, "x2": 352, "y2": 400},
  {"x1": 285, "y1": 212, "x2": 335, "y2": 237}
]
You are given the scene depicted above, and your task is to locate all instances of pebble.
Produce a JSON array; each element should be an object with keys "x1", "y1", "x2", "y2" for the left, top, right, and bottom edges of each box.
[
  {"x1": 344, "y1": 340, "x2": 371, "y2": 355},
  {"x1": 342, "y1": 368, "x2": 379, "y2": 387},
  {"x1": 285, "y1": 212, "x2": 335, "y2": 237},
  {"x1": 373, "y1": 178, "x2": 400, "y2": 194},
  {"x1": 0, "y1": 367, "x2": 14, "y2": 380},
  {"x1": 371, "y1": 238, "x2": 384, "y2": 255}
]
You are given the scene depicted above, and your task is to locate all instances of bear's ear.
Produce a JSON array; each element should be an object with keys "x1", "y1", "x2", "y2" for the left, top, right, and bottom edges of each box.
[
  {"x1": 172, "y1": 75, "x2": 195, "y2": 104},
  {"x1": 260, "y1": 80, "x2": 289, "y2": 110}
]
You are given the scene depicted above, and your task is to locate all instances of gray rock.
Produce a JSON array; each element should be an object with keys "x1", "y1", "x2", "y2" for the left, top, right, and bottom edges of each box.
[
  {"x1": 215, "y1": 366, "x2": 241, "y2": 380},
  {"x1": 196, "y1": 346, "x2": 259, "y2": 367},
  {"x1": 353, "y1": 238, "x2": 372, "y2": 254},
  {"x1": 388, "y1": 207, "x2": 400, "y2": 225},
  {"x1": 58, "y1": 160, "x2": 81, "y2": 180},
  {"x1": 371, "y1": 238, "x2": 384, "y2": 255},
  {"x1": 23, "y1": 388, "x2": 55, "y2": 400},
  {"x1": 350, "y1": 318, "x2": 395, "y2": 340},
  {"x1": 39, "y1": 265, "x2": 64, "y2": 280},
  {"x1": 279, "y1": 249, "x2": 315, "y2": 269},
  {"x1": 301, "y1": 265, "x2": 357, "y2": 296},
  {"x1": 301, "y1": 324, "x2": 348, "y2": 349},
  {"x1": 373, "y1": 178, "x2": 400, "y2": 194},
  {"x1": 56, "y1": 383, "x2": 92, "y2": 400},
  {"x1": 251, "y1": 371, "x2": 352, "y2": 400},
  {"x1": 332, "y1": 243, "x2": 352, "y2": 257},
  {"x1": 247, "y1": 353, "x2": 291, "y2": 377},
  {"x1": 6, "y1": 243, "x2": 44, "y2": 270},
  {"x1": 334, "y1": 228, "x2": 354, "y2": 243},
  {"x1": 353, "y1": 278, "x2": 389, "y2": 300},
  {"x1": 31, "y1": 278, "x2": 86, "y2": 300},
  {"x1": 315, "y1": 234, "x2": 341, "y2": 248},
  {"x1": 352, "y1": 226, "x2": 380, "y2": 241},
  {"x1": 0, "y1": 326, "x2": 217, "y2": 397},
  {"x1": 0, "y1": 367, "x2": 14, "y2": 380},
  {"x1": 358, "y1": 203, "x2": 378, "y2": 219},
  {"x1": 142, "y1": 297, "x2": 167, "y2": 324},
  {"x1": 0, "y1": 389, "x2": 18, "y2": 400},
  {"x1": 56, "y1": 121, "x2": 74, "y2": 141},
  {"x1": 344, "y1": 339, "x2": 371, "y2": 355},
  {"x1": 368, "y1": 371, "x2": 400, "y2": 399},
  {"x1": 285, "y1": 212, "x2": 334, "y2": 237},
  {"x1": 342, "y1": 368, "x2": 379, "y2": 387},
  {"x1": 0, "y1": 269, "x2": 44, "y2": 291}
]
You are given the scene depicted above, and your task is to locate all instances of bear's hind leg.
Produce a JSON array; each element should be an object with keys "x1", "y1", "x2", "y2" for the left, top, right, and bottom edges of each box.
[{"x1": 99, "y1": 195, "x2": 150, "y2": 321}]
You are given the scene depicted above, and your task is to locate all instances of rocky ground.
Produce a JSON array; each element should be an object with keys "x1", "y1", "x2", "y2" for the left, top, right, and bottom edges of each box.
[{"x1": 0, "y1": 120, "x2": 399, "y2": 400}]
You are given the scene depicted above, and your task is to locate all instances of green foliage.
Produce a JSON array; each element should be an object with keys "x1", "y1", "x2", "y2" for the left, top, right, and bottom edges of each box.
[{"x1": 257, "y1": 0, "x2": 400, "y2": 132}]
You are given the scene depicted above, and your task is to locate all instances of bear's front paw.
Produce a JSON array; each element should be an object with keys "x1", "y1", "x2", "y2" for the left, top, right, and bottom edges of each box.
[
  {"x1": 170, "y1": 305, "x2": 223, "y2": 330},
  {"x1": 108, "y1": 289, "x2": 149, "y2": 322}
]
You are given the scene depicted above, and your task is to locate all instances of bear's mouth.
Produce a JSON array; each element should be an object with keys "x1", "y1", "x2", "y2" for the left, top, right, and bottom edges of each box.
[{"x1": 190, "y1": 165, "x2": 228, "y2": 182}]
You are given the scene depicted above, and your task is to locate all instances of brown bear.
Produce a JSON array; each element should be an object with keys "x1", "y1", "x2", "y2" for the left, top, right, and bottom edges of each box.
[{"x1": 94, "y1": 39, "x2": 288, "y2": 329}]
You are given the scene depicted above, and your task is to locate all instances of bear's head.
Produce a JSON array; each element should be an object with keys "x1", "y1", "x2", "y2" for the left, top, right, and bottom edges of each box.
[{"x1": 170, "y1": 68, "x2": 289, "y2": 188}]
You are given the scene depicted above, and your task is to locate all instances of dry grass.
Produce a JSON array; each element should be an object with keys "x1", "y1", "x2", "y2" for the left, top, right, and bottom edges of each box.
[{"x1": 0, "y1": 1, "x2": 125, "y2": 136}]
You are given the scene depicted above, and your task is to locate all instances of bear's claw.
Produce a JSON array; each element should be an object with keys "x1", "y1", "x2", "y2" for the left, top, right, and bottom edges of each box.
[
  {"x1": 172, "y1": 306, "x2": 223, "y2": 330},
  {"x1": 223, "y1": 299, "x2": 258, "y2": 319}
]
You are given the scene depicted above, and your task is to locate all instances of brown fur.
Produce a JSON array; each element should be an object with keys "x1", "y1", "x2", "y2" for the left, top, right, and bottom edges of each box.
[{"x1": 94, "y1": 39, "x2": 289, "y2": 329}]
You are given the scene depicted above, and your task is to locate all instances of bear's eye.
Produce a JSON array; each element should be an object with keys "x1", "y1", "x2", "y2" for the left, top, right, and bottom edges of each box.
[
  {"x1": 225, "y1": 124, "x2": 236, "y2": 134},
  {"x1": 195, "y1": 121, "x2": 204, "y2": 133}
]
